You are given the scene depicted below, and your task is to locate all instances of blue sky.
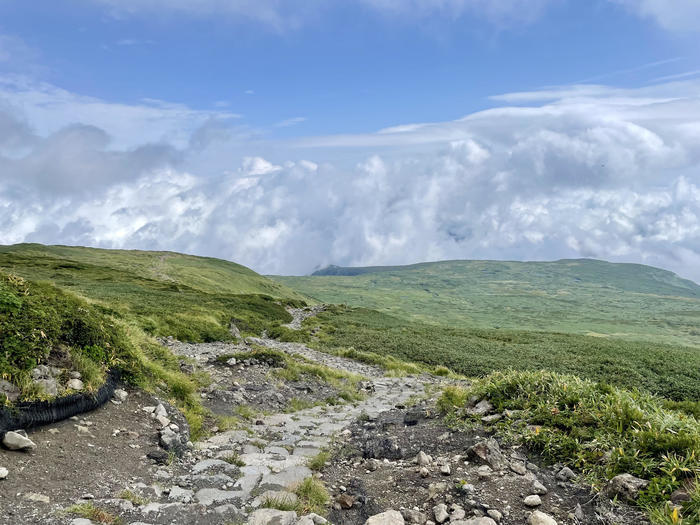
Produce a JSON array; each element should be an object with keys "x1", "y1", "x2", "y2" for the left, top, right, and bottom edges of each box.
[
  {"x1": 1, "y1": 0, "x2": 700, "y2": 280},
  {"x1": 2, "y1": 0, "x2": 697, "y2": 136}
]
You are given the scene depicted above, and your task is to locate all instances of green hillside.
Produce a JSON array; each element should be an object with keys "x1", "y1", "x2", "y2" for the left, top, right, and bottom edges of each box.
[
  {"x1": 274, "y1": 259, "x2": 700, "y2": 347},
  {"x1": 0, "y1": 244, "x2": 307, "y2": 343}
]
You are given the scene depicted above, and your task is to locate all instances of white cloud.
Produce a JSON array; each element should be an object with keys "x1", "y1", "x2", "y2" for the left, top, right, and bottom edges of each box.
[
  {"x1": 612, "y1": 0, "x2": 700, "y2": 32},
  {"x1": 0, "y1": 75, "x2": 241, "y2": 149},
  {"x1": 1, "y1": 77, "x2": 700, "y2": 282}
]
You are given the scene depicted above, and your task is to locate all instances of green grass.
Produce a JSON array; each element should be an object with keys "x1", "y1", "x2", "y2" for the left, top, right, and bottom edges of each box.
[
  {"x1": 440, "y1": 370, "x2": 700, "y2": 524},
  {"x1": 304, "y1": 305, "x2": 700, "y2": 401},
  {"x1": 118, "y1": 489, "x2": 149, "y2": 506},
  {"x1": 65, "y1": 502, "x2": 122, "y2": 524},
  {"x1": 261, "y1": 478, "x2": 330, "y2": 515},
  {"x1": 274, "y1": 258, "x2": 700, "y2": 348},
  {"x1": 307, "y1": 450, "x2": 331, "y2": 471}
]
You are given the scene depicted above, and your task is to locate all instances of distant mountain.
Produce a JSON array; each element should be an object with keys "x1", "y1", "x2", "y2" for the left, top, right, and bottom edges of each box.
[{"x1": 276, "y1": 258, "x2": 700, "y2": 347}]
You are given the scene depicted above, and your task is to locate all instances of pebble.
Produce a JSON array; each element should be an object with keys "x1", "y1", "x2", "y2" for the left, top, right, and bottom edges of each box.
[
  {"x1": 0, "y1": 467, "x2": 8, "y2": 480},
  {"x1": 528, "y1": 510, "x2": 558, "y2": 525},
  {"x1": 524, "y1": 495, "x2": 542, "y2": 507}
]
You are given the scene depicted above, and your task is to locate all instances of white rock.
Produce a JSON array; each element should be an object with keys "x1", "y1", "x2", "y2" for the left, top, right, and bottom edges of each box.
[
  {"x1": 113, "y1": 389, "x2": 128, "y2": 402},
  {"x1": 70, "y1": 519, "x2": 94, "y2": 525},
  {"x1": 69, "y1": 371, "x2": 82, "y2": 379},
  {"x1": 0, "y1": 467, "x2": 8, "y2": 479},
  {"x1": 433, "y1": 503, "x2": 449, "y2": 523},
  {"x1": 487, "y1": 509, "x2": 502, "y2": 522},
  {"x1": 528, "y1": 510, "x2": 558, "y2": 525},
  {"x1": 531, "y1": 480, "x2": 548, "y2": 495},
  {"x1": 416, "y1": 451, "x2": 432, "y2": 466},
  {"x1": 2, "y1": 431, "x2": 36, "y2": 451},
  {"x1": 67, "y1": 378, "x2": 84, "y2": 390},
  {"x1": 365, "y1": 510, "x2": 405, "y2": 525},
  {"x1": 440, "y1": 464, "x2": 451, "y2": 476},
  {"x1": 248, "y1": 508, "x2": 298, "y2": 525},
  {"x1": 524, "y1": 495, "x2": 542, "y2": 507},
  {"x1": 154, "y1": 404, "x2": 168, "y2": 418}
]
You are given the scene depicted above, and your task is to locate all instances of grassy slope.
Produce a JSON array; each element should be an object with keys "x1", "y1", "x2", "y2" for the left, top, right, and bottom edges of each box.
[
  {"x1": 0, "y1": 244, "x2": 305, "y2": 342},
  {"x1": 301, "y1": 306, "x2": 700, "y2": 401},
  {"x1": 274, "y1": 258, "x2": 700, "y2": 347}
]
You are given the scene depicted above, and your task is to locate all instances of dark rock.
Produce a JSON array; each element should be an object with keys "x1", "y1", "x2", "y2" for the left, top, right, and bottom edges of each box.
[
  {"x1": 605, "y1": 474, "x2": 649, "y2": 502},
  {"x1": 147, "y1": 450, "x2": 170, "y2": 465}
]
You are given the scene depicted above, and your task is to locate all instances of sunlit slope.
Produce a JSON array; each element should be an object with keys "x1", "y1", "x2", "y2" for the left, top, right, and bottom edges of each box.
[
  {"x1": 0, "y1": 244, "x2": 307, "y2": 342},
  {"x1": 0, "y1": 244, "x2": 305, "y2": 299},
  {"x1": 274, "y1": 259, "x2": 700, "y2": 347}
]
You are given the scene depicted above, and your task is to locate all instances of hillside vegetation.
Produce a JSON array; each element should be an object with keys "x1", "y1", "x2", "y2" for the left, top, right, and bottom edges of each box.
[
  {"x1": 0, "y1": 244, "x2": 307, "y2": 437},
  {"x1": 274, "y1": 258, "x2": 700, "y2": 347},
  {"x1": 0, "y1": 244, "x2": 305, "y2": 342},
  {"x1": 292, "y1": 305, "x2": 700, "y2": 401}
]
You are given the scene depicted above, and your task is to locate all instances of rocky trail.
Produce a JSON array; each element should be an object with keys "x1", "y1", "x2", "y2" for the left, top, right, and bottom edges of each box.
[{"x1": 0, "y1": 307, "x2": 648, "y2": 525}]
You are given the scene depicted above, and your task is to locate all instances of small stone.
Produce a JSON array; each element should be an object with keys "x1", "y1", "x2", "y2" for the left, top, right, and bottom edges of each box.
[
  {"x1": 531, "y1": 480, "x2": 548, "y2": 495},
  {"x1": 336, "y1": 494, "x2": 354, "y2": 509},
  {"x1": 440, "y1": 464, "x2": 451, "y2": 476},
  {"x1": 70, "y1": 519, "x2": 94, "y2": 525},
  {"x1": 0, "y1": 467, "x2": 8, "y2": 479},
  {"x1": 35, "y1": 378, "x2": 58, "y2": 396},
  {"x1": 154, "y1": 404, "x2": 168, "y2": 418},
  {"x1": 402, "y1": 509, "x2": 427, "y2": 524},
  {"x1": 24, "y1": 492, "x2": 50, "y2": 503},
  {"x1": 416, "y1": 451, "x2": 432, "y2": 466},
  {"x1": 156, "y1": 415, "x2": 171, "y2": 428},
  {"x1": 555, "y1": 466, "x2": 576, "y2": 482},
  {"x1": 487, "y1": 509, "x2": 502, "y2": 522},
  {"x1": 69, "y1": 371, "x2": 82, "y2": 379},
  {"x1": 0, "y1": 379, "x2": 20, "y2": 402},
  {"x1": 524, "y1": 495, "x2": 542, "y2": 507},
  {"x1": 2, "y1": 431, "x2": 37, "y2": 451},
  {"x1": 574, "y1": 504, "x2": 584, "y2": 521},
  {"x1": 420, "y1": 467, "x2": 430, "y2": 478},
  {"x1": 477, "y1": 465, "x2": 493, "y2": 480},
  {"x1": 113, "y1": 389, "x2": 128, "y2": 402},
  {"x1": 67, "y1": 378, "x2": 84, "y2": 390},
  {"x1": 467, "y1": 399, "x2": 494, "y2": 416},
  {"x1": 510, "y1": 462, "x2": 527, "y2": 475},
  {"x1": 433, "y1": 503, "x2": 449, "y2": 523},
  {"x1": 365, "y1": 510, "x2": 405, "y2": 525},
  {"x1": 481, "y1": 414, "x2": 502, "y2": 424},
  {"x1": 450, "y1": 505, "x2": 466, "y2": 520},
  {"x1": 605, "y1": 473, "x2": 649, "y2": 502},
  {"x1": 670, "y1": 489, "x2": 691, "y2": 504},
  {"x1": 528, "y1": 510, "x2": 558, "y2": 525}
]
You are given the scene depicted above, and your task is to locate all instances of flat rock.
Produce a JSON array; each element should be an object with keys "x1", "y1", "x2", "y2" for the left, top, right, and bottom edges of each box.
[
  {"x1": 248, "y1": 508, "x2": 298, "y2": 525},
  {"x1": 195, "y1": 488, "x2": 239, "y2": 506},
  {"x1": 260, "y1": 465, "x2": 312, "y2": 490}
]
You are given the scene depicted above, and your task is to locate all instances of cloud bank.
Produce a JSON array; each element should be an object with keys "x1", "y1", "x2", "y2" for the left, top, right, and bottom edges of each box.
[{"x1": 1, "y1": 77, "x2": 699, "y2": 281}]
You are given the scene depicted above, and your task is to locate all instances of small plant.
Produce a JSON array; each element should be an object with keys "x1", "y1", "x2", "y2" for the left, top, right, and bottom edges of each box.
[
  {"x1": 293, "y1": 477, "x2": 330, "y2": 515},
  {"x1": 66, "y1": 503, "x2": 121, "y2": 524},
  {"x1": 307, "y1": 450, "x2": 331, "y2": 471},
  {"x1": 222, "y1": 453, "x2": 246, "y2": 467},
  {"x1": 234, "y1": 404, "x2": 258, "y2": 421},
  {"x1": 118, "y1": 489, "x2": 149, "y2": 506}
]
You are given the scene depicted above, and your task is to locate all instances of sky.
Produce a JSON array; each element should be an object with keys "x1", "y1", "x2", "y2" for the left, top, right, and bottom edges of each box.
[{"x1": 0, "y1": 1, "x2": 699, "y2": 281}]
